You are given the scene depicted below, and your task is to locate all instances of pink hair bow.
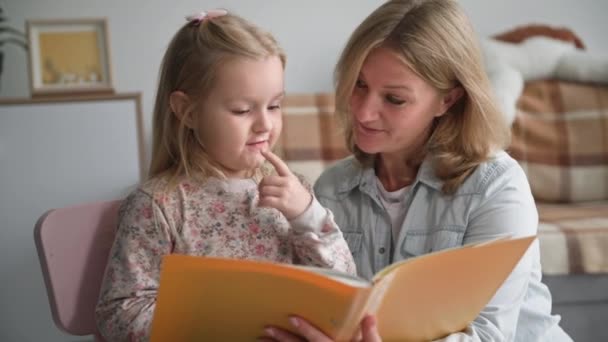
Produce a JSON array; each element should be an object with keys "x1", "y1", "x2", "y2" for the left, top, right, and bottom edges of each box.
[{"x1": 185, "y1": 9, "x2": 228, "y2": 25}]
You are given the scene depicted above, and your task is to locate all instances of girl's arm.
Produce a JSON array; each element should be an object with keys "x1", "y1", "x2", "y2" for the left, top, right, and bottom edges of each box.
[
  {"x1": 258, "y1": 150, "x2": 356, "y2": 275},
  {"x1": 288, "y1": 174, "x2": 357, "y2": 276},
  {"x1": 95, "y1": 190, "x2": 173, "y2": 342}
]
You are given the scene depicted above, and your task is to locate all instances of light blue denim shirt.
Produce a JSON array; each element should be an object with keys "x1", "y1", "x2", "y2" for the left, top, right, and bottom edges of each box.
[{"x1": 313, "y1": 151, "x2": 571, "y2": 341}]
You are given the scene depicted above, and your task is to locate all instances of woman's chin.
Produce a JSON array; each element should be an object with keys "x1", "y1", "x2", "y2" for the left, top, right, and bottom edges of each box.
[{"x1": 355, "y1": 142, "x2": 383, "y2": 155}]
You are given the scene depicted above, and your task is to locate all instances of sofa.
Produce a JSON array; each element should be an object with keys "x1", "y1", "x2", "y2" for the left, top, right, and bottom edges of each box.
[{"x1": 277, "y1": 81, "x2": 608, "y2": 341}]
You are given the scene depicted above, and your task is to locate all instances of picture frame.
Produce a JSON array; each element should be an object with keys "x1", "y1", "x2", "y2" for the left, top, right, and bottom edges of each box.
[{"x1": 26, "y1": 18, "x2": 114, "y2": 96}]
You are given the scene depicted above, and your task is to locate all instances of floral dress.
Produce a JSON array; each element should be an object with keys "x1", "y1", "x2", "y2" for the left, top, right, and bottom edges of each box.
[{"x1": 95, "y1": 176, "x2": 355, "y2": 341}]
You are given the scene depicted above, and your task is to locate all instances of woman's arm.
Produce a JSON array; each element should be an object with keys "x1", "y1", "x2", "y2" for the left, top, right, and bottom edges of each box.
[
  {"x1": 262, "y1": 314, "x2": 382, "y2": 342},
  {"x1": 95, "y1": 190, "x2": 173, "y2": 342},
  {"x1": 440, "y1": 162, "x2": 539, "y2": 341}
]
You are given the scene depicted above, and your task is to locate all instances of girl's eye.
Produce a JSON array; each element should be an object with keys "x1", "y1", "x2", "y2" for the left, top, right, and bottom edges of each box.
[
  {"x1": 268, "y1": 104, "x2": 281, "y2": 111},
  {"x1": 232, "y1": 109, "x2": 249, "y2": 115},
  {"x1": 386, "y1": 95, "x2": 405, "y2": 105}
]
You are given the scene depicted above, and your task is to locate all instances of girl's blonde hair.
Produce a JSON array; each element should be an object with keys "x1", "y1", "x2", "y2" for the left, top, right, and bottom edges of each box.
[
  {"x1": 148, "y1": 13, "x2": 285, "y2": 184},
  {"x1": 335, "y1": 0, "x2": 509, "y2": 194}
]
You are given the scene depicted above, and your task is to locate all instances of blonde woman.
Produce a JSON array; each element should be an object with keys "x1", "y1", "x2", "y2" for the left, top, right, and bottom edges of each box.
[
  {"x1": 95, "y1": 10, "x2": 355, "y2": 341},
  {"x1": 264, "y1": 0, "x2": 571, "y2": 341}
]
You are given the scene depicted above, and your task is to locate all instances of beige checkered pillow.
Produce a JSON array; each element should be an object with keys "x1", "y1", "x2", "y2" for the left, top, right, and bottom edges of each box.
[
  {"x1": 508, "y1": 80, "x2": 608, "y2": 202},
  {"x1": 275, "y1": 94, "x2": 348, "y2": 182}
]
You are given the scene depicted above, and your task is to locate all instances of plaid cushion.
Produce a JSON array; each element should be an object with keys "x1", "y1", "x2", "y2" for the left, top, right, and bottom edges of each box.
[
  {"x1": 276, "y1": 93, "x2": 348, "y2": 182},
  {"x1": 508, "y1": 80, "x2": 608, "y2": 202},
  {"x1": 538, "y1": 202, "x2": 608, "y2": 275}
]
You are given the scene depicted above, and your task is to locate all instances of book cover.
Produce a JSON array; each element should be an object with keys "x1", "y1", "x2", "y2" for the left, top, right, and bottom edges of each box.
[{"x1": 149, "y1": 235, "x2": 536, "y2": 341}]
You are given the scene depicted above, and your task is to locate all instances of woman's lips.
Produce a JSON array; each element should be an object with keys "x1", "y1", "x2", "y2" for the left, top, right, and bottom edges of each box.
[{"x1": 356, "y1": 122, "x2": 385, "y2": 135}]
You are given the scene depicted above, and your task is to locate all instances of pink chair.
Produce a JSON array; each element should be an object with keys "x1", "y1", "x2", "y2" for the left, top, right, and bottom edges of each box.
[{"x1": 34, "y1": 200, "x2": 122, "y2": 341}]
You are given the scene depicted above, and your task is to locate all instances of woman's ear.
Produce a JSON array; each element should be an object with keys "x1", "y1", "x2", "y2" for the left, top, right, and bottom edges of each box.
[
  {"x1": 436, "y1": 86, "x2": 465, "y2": 117},
  {"x1": 169, "y1": 91, "x2": 195, "y2": 128}
]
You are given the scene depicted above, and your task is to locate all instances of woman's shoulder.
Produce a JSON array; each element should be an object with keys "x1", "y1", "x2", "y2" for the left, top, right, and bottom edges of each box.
[
  {"x1": 460, "y1": 150, "x2": 528, "y2": 194},
  {"x1": 314, "y1": 156, "x2": 361, "y2": 197}
]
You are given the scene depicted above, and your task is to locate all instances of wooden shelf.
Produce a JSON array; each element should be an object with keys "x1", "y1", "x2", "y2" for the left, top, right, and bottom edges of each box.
[{"x1": 0, "y1": 92, "x2": 141, "y2": 105}]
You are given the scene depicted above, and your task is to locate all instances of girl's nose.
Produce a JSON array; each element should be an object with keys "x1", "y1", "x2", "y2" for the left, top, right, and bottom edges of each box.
[{"x1": 253, "y1": 110, "x2": 272, "y2": 132}]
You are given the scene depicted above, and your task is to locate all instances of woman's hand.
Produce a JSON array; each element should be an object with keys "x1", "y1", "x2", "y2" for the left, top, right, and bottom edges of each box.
[
  {"x1": 258, "y1": 150, "x2": 312, "y2": 220},
  {"x1": 259, "y1": 315, "x2": 382, "y2": 342}
]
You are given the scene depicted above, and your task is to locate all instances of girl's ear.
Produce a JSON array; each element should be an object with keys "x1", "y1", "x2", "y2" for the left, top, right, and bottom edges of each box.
[
  {"x1": 436, "y1": 86, "x2": 465, "y2": 117},
  {"x1": 170, "y1": 91, "x2": 195, "y2": 128}
]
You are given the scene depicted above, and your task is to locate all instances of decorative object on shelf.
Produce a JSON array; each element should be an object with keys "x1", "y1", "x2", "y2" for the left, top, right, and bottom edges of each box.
[
  {"x1": 26, "y1": 18, "x2": 114, "y2": 96},
  {"x1": 0, "y1": 4, "x2": 28, "y2": 92}
]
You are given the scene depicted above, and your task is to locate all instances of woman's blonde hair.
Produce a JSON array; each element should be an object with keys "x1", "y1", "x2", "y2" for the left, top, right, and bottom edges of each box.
[
  {"x1": 148, "y1": 13, "x2": 285, "y2": 184},
  {"x1": 334, "y1": 0, "x2": 509, "y2": 194}
]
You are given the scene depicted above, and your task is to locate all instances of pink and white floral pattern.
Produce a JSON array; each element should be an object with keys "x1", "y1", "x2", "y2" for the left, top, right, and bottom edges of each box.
[{"x1": 95, "y1": 176, "x2": 355, "y2": 341}]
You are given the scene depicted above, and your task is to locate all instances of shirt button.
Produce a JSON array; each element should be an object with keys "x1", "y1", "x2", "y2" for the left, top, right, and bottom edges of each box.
[{"x1": 379, "y1": 247, "x2": 386, "y2": 254}]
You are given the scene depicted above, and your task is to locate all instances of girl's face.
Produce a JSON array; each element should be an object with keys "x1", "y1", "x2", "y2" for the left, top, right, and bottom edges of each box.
[
  {"x1": 198, "y1": 56, "x2": 284, "y2": 178},
  {"x1": 349, "y1": 47, "x2": 455, "y2": 161}
]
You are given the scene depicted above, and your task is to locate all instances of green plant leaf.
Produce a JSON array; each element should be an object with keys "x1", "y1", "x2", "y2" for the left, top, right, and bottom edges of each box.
[
  {"x1": 0, "y1": 25, "x2": 26, "y2": 37},
  {"x1": 0, "y1": 37, "x2": 28, "y2": 50}
]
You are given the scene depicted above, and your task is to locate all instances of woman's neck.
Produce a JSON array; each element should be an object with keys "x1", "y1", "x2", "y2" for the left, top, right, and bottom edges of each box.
[{"x1": 375, "y1": 152, "x2": 419, "y2": 191}]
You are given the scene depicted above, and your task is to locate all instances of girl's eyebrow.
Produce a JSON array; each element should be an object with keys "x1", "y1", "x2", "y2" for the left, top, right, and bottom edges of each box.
[
  {"x1": 272, "y1": 91, "x2": 285, "y2": 101},
  {"x1": 225, "y1": 91, "x2": 285, "y2": 104}
]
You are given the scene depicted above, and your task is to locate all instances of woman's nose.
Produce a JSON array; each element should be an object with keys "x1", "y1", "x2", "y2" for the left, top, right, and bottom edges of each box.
[{"x1": 353, "y1": 93, "x2": 380, "y2": 123}]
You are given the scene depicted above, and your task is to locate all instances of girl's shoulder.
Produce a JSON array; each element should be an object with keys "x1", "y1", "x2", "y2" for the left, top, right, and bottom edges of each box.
[{"x1": 134, "y1": 176, "x2": 209, "y2": 206}]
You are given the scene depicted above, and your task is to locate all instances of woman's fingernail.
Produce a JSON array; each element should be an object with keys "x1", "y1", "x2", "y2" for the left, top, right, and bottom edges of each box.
[
  {"x1": 264, "y1": 327, "x2": 275, "y2": 337},
  {"x1": 289, "y1": 316, "x2": 300, "y2": 327}
]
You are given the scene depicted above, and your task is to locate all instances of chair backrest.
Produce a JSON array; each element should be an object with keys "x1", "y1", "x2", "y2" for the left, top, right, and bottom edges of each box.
[{"x1": 34, "y1": 199, "x2": 121, "y2": 338}]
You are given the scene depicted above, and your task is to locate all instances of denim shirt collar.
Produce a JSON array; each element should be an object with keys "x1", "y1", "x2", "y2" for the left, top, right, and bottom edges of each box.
[{"x1": 335, "y1": 155, "x2": 444, "y2": 196}]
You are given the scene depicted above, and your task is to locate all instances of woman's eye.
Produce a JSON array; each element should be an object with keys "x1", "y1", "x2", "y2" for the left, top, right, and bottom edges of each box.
[
  {"x1": 355, "y1": 79, "x2": 367, "y2": 89},
  {"x1": 386, "y1": 95, "x2": 405, "y2": 105},
  {"x1": 268, "y1": 104, "x2": 281, "y2": 111}
]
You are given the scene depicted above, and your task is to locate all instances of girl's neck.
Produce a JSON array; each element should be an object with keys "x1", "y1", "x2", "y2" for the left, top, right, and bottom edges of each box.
[{"x1": 223, "y1": 167, "x2": 257, "y2": 180}]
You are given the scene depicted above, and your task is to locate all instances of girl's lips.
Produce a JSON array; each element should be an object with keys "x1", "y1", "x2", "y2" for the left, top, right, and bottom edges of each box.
[{"x1": 246, "y1": 140, "x2": 268, "y2": 149}]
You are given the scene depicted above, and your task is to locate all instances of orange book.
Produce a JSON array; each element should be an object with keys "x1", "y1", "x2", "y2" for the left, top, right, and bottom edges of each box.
[{"x1": 149, "y1": 235, "x2": 535, "y2": 341}]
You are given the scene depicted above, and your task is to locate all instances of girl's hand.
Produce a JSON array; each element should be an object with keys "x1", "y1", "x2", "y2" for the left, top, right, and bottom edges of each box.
[
  {"x1": 259, "y1": 150, "x2": 312, "y2": 220},
  {"x1": 259, "y1": 315, "x2": 382, "y2": 342}
]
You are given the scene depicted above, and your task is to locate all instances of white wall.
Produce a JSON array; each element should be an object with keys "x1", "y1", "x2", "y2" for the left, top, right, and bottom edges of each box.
[
  {"x1": 3, "y1": 0, "x2": 607, "y2": 151},
  {"x1": 0, "y1": 0, "x2": 606, "y2": 341}
]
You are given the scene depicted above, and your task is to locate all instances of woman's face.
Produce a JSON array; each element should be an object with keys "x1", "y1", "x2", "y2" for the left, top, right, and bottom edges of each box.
[{"x1": 349, "y1": 47, "x2": 453, "y2": 159}]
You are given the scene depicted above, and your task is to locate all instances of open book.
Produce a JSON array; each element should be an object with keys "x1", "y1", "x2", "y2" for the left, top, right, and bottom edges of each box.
[{"x1": 149, "y1": 235, "x2": 535, "y2": 341}]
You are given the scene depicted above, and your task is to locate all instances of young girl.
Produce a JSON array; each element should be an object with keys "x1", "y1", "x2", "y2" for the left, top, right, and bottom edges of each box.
[{"x1": 95, "y1": 10, "x2": 355, "y2": 341}]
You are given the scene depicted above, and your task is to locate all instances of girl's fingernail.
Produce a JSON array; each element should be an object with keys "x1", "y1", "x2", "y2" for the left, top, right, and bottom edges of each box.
[
  {"x1": 264, "y1": 327, "x2": 275, "y2": 337},
  {"x1": 289, "y1": 316, "x2": 300, "y2": 327}
]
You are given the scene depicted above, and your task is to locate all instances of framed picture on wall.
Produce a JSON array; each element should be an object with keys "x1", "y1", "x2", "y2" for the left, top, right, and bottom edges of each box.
[{"x1": 26, "y1": 18, "x2": 114, "y2": 96}]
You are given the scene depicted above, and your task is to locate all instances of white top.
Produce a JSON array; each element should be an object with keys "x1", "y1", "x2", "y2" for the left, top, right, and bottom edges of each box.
[{"x1": 375, "y1": 177, "x2": 411, "y2": 242}]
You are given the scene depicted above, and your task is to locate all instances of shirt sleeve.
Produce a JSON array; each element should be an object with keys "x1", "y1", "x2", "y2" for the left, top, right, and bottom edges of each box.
[
  {"x1": 288, "y1": 173, "x2": 357, "y2": 276},
  {"x1": 95, "y1": 189, "x2": 174, "y2": 342},
  {"x1": 443, "y1": 162, "x2": 539, "y2": 341}
]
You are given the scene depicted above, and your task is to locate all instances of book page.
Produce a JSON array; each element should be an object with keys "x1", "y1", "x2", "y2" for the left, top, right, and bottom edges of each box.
[
  {"x1": 373, "y1": 236, "x2": 535, "y2": 341},
  {"x1": 293, "y1": 264, "x2": 370, "y2": 287}
]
